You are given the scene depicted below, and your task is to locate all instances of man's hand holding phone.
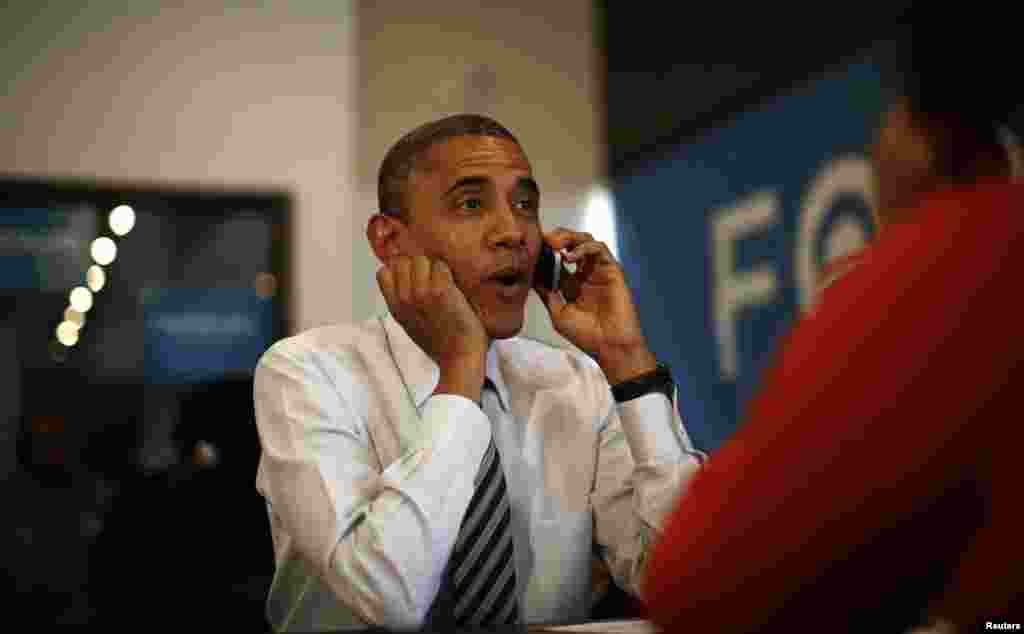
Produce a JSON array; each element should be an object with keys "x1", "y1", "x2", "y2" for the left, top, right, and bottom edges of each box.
[
  {"x1": 377, "y1": 255, "x2": 488, "y2": 402},
  {"x1": 534, "y1": 228, "x2": 657, "y2": 385}
]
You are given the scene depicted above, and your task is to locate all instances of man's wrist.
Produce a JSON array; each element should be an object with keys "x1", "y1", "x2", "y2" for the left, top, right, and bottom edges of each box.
[
  {"x1": 610, "y1": 362, "x2": 674, "y2": 403},
  {"x1": 598, "y1": 346, "x2": 658, "y2": 385},
  {"x1": 433, "y1": 354, "x2": 487, "y2": 403}
]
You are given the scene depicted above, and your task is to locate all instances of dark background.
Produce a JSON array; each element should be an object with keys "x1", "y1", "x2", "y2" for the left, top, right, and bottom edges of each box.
[
  {"x1": 597, "y1": 2, "x2": 915, "y2": 178},
  {"x1": 1, "y1": 178, "x2": 289, "y2": 627}
]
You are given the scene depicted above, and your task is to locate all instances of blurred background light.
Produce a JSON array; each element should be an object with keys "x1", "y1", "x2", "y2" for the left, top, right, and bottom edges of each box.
[
  {"x1": 87, "y1": 265, "x2": 106, "y2": 292},
  {"x1": 90, "y1": 237, "x2": 117, "y2": 266},
  {"x1": 56, "y1": 321, "x2": 80, "y2": 346},
  {"x1": 254, "y1": 272, "x2": 277, "y2": 298},
  {"x1": 581, "y1": 185, "x2": 619, "y2": 261},
  {"x1": 109, "y1": 205, "x2": 136, "y2": 236},
  {"x1": 64, "y1": 307, "x2": 86, "y2": 328},
  {"x1": 69, "y1": 286, "x2": 94, "y2": 312}
]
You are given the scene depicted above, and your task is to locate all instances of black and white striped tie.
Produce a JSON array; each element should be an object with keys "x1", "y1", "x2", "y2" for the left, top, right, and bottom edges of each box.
[{"x1": 429, "y1": 378, "x2": 520, "y2": 626}]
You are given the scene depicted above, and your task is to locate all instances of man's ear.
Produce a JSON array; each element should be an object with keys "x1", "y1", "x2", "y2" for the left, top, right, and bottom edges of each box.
[
  {"x1": 897, "y1": 101, "x2": 937, "y2": 174},
  {"x1": 998, "y1": 125, "x2": 1024, "y2": 181},
  {"x1": 367, "y1": 213, "x2": 406, "y2": 263}
]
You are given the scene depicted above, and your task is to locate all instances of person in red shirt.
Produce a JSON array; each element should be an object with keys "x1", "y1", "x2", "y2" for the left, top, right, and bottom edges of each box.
[{"x1": 642, "y1": 17, "x2": 1023, "y2": 634}]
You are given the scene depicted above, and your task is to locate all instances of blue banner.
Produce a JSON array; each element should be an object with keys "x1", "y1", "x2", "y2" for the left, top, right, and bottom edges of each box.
[
  {"x1": 0, "y1": 206, "x2": 96, "y2": 291},
  {"x1": 615, "y1": 59, "x2": 885, "y2": 451},
  {"x1": 142, "y1": 286, "x2": 275, "y2": 384}
]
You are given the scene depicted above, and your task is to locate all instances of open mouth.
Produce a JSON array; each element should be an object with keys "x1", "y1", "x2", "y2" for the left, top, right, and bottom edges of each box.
[
  {"x1": 489, "y1": 268, "x2": 527, "y2": 289},
  {"x1": 493, "y1": 272, "x2": 523, "y2": 286}
]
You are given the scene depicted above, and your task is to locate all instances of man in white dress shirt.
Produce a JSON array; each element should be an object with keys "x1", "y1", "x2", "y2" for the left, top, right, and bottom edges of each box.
[{"x1": 253, "y1": 114, "x2": 704, "y2": 631}]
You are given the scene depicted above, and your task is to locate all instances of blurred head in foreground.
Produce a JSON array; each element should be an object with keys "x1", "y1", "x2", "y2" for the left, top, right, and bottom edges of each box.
[{"x1": 871, "y1": 9, "x2": 1022, "y2": 228}]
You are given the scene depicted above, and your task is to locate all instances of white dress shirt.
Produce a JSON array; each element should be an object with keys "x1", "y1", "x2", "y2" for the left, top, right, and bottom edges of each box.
[{"x1": 253, "y1": 313, "x2": 704, "y2": 631}]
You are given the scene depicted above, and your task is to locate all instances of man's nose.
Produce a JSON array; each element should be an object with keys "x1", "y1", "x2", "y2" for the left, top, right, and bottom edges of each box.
[{"x1": 489, "y1": 203, "x2": 527, "y2": 249}]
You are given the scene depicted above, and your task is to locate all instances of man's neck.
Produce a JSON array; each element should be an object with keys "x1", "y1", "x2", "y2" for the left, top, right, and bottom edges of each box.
[{"x1": 878, "y1": 167, "x2": 1014, "y2": 231}]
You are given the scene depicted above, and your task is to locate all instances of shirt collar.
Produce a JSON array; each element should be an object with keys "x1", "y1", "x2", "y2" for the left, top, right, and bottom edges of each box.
[{"x1": 381, "y1": 312, "x2": 512, "y2": 413}]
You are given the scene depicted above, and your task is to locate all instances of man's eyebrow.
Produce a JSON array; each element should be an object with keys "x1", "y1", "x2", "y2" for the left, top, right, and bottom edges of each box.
[{"x1": 444, "y1": 176, "x2": 490, "y2": 196}]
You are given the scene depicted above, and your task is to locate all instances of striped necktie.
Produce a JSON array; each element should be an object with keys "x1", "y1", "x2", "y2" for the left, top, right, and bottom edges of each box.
[{"x1": 426, "y1": 378, "x2": 520, "y2": 626}]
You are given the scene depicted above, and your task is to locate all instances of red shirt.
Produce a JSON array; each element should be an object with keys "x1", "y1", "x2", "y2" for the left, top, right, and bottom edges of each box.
[
  {"x1": 817, "y1": 249, "x2": 867, "y2": 296},
  {"x1": 643, "y1": 180, "x2": 1024, "y2": 632}
]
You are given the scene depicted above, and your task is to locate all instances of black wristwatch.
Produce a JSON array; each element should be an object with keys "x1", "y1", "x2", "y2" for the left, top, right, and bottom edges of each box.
[{"x1": 610, "y1": 362, "x2": 675, "y2": 403}]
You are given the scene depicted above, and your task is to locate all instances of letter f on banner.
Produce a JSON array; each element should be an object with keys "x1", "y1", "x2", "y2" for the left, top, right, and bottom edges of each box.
[{"x1": 711, "y1": 191, "x2": 779, "y2": 381}]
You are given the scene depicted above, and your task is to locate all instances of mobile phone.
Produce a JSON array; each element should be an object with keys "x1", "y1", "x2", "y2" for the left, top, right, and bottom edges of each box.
[
  {"x1": 533, "y1": 243, "x2": 580, "y2": 301},
  {"x1": 533, "y1": 243, "x2": 562, "y2": 291}
]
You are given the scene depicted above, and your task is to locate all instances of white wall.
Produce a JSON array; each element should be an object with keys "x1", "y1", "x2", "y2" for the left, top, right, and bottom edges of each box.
[
  {"x1": 0, "y1": 1, "x2": 608, "y2": 346},
  {"x1": 354, "y1": 0, "x2": 606, "y2": 349},
  {"x1": 0, "y1": 1, "x2": 358, "y2": 333}
]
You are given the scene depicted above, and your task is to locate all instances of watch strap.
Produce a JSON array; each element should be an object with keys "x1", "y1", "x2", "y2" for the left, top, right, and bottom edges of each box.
[{"x1": 611, "y1": 362, "x2": 674, "y2": 403}]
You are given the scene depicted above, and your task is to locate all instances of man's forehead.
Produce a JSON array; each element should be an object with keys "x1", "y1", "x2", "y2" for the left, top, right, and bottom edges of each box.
[{"x1": 419, "y1": 134, "x2": 531, "y2": 176}]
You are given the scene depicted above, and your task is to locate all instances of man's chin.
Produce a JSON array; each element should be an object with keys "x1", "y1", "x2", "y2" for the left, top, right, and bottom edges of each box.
[{"x1": 485, "y1": 315, "x2": 525, "y2": 340}]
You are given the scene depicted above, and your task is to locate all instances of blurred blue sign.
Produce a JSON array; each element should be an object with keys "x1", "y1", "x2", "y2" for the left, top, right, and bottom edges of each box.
[
  {"x1": 142, "y1": 286, "x2": 275, "y2": 384},
  {"x1": 0, "y1": 206, "x2": 96, "y2": 291},
  {"x1": 615, "y1": 59, "x2": 885, "y2": 451}
]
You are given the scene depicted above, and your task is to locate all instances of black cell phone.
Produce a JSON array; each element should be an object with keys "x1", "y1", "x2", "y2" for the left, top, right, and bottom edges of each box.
[
  {"x1": 533, "y1": 243, "x2": 580, "y2": 301},
  {"x1": 533, "y1": 243, "x2": 562, "y2": 291}
]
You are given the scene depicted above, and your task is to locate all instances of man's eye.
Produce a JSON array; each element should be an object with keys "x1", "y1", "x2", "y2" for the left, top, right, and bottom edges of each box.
[
  {"x1": 514, "y1": 200, "x2": 539, "y2": 214},
  {"x1": 460, "y1": 198, "x2": 483, "y2": 211}
]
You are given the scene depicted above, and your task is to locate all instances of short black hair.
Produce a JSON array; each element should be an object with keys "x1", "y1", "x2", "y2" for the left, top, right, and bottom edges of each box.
[
  {"x1": 377, "y1": 114, "x2": 522, "y2": 218},
  {"x1": 895, "y1": 10, "x2": 1022, "y2": 174}
]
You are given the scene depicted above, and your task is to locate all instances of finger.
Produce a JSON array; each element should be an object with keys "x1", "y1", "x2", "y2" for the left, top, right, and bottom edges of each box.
[
  {"x1": 434, "y1": 258, "x2": 461, "y2": 296},
  {"x1": 569, "y1": 241, "x2": 614, "y2": 278},
  {"x1": 394, "y1": 256, "x2": 412, "y2": 304},
  {"x1": 543, "y1": 227, "x2": 595, "y2": 251},
  {"x1": 563, "y1": 240, "x2": 614, "y2": 265},
  {"x1": 412, "y1": 255, "x2": 432, "y2": 301},
  {"x1": 536, "y1": 285, "x2": 567, "y2": 320},
  {"x1": 432, "y1": 257, "x2": 453, "y2": 282},
  {"x1": 564, "y1": 241, "x2": 616, "y2": 286},
  {"x1": 560, "y1": 267, "x2": 582, "y2": 302},
  {"x1": 545, "y1": 228, "x2": 594, "y2": 250},
  {"x1": 431, "y1": 258, "x2": 453, "y2": 297}
]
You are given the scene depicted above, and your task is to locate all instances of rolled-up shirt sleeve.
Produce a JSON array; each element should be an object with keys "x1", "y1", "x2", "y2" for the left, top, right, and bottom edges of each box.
[
  {"x1": 253, "y1": 344, "x2": 490, "y2": 629},
  {"x1": 590, "y1": 381, "x2": 704, "y2": 597}
]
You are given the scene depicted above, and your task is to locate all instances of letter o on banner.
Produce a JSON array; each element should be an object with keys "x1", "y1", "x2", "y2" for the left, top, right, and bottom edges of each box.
[{"x1": 796, "y1": 155, "x2": 877, "y2": 312}]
